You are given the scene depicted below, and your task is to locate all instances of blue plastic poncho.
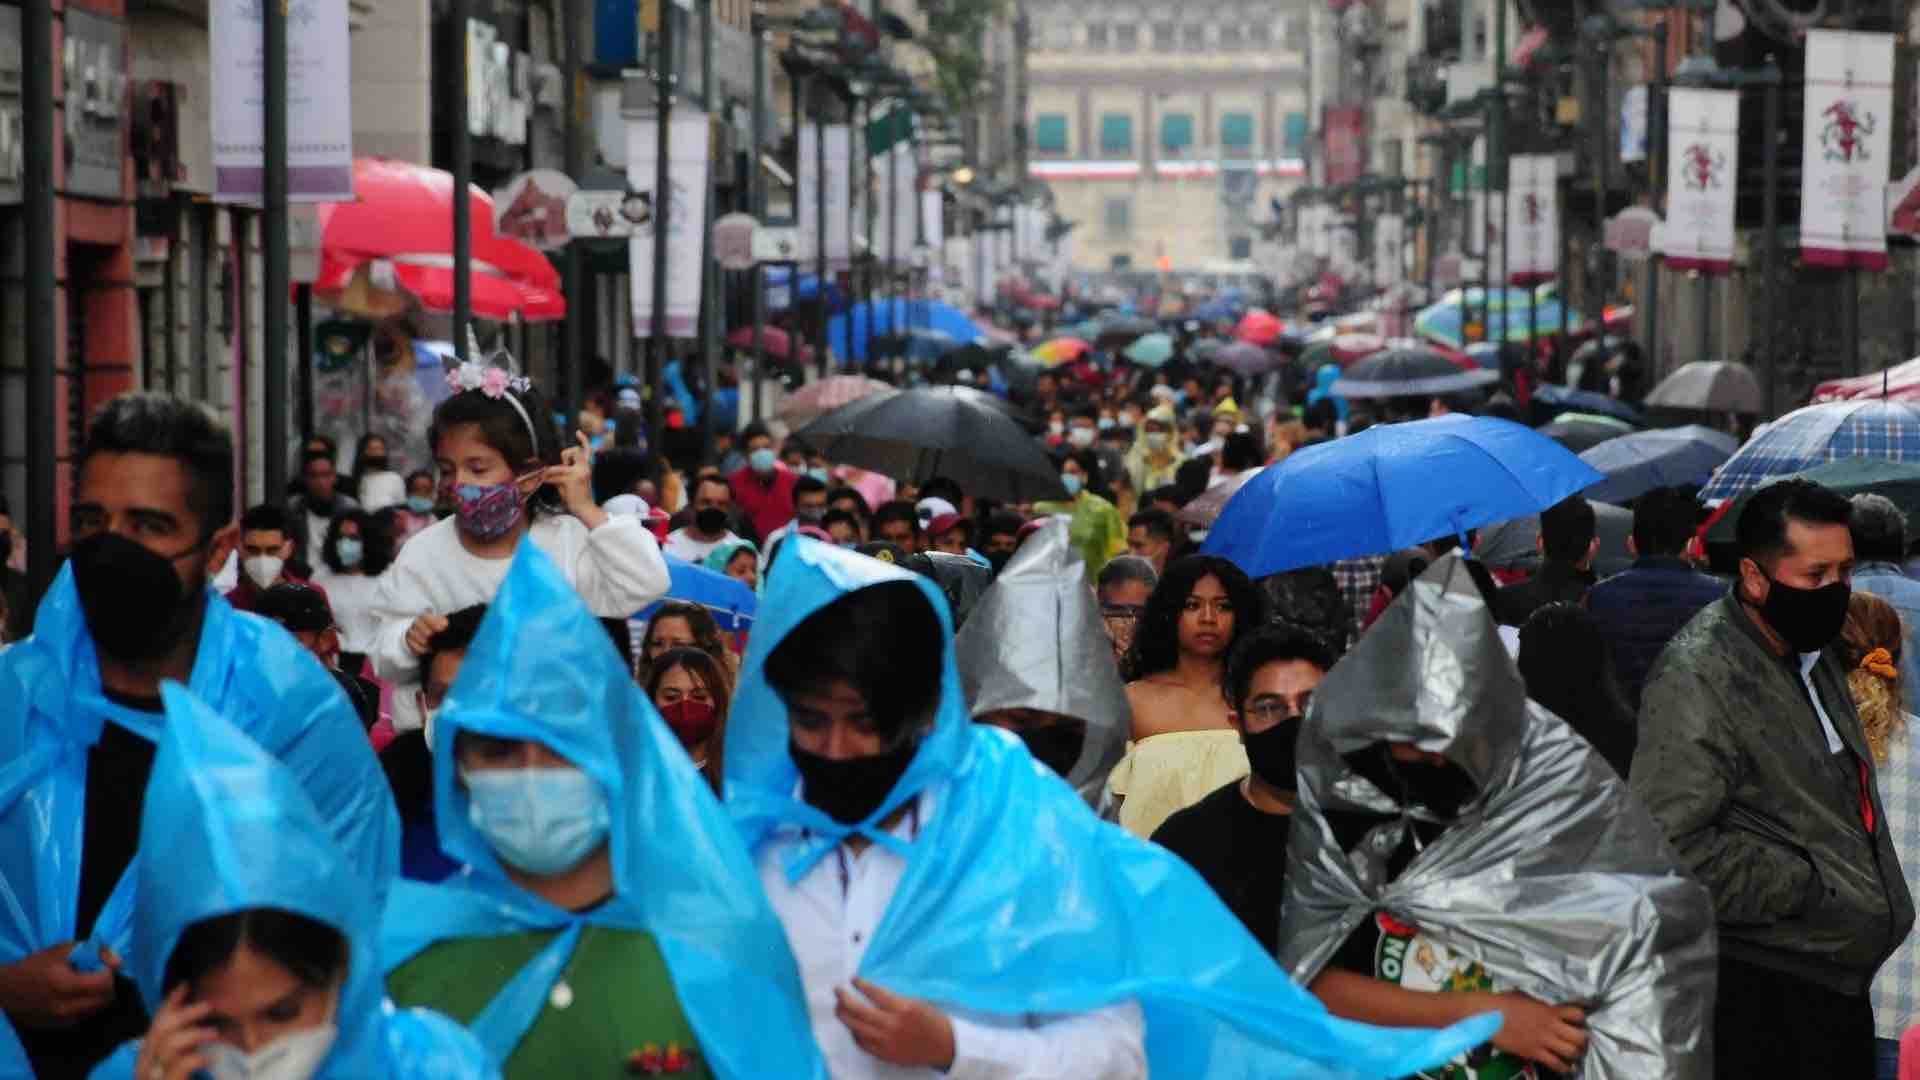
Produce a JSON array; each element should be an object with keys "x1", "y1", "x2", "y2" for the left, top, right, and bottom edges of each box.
[
  {"x1": 89, "y1": 684, "x2": 496, "y2": 1079},
  {"x1": 379, "y1": 542, "x2": 824, "y2": 1077},
  {"x1": 1306, "y1": 363, "x2": 1349, "y2": 421},
  {"x1": 0, "y1": 569, "x2": 401, "y2": 1071},
  {"x1": 727, "y1": 537, "x2": 1501, "y2": 1078}
]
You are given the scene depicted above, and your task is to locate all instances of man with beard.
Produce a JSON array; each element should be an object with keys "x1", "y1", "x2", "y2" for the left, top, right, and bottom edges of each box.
[
  {"x1": 0, "y1": 394, "x2": 399, "y2": 1077},
  {"x1": 1152, "y1": 623, "x2": 1333, "y2": 952}
]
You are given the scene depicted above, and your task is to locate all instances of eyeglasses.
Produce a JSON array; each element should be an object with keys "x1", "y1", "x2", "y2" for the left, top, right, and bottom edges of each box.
[
  {"x1": 1101, "y1": 603, "x2": 1145, "y2": 621},
  {"x1": 1243, "y1": 700, "x2": 1306, "y2": 727}
]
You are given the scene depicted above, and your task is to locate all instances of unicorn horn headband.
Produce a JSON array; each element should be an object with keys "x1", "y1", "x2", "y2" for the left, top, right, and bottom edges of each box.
[{"x1": 446, "y1": 360, "x2": 540, "y2": 453}]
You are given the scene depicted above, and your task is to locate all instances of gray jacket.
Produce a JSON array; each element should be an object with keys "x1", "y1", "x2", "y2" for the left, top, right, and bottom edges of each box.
[{"x1": 1632, "y1": 594, "x2": 1914, "y2": 995}]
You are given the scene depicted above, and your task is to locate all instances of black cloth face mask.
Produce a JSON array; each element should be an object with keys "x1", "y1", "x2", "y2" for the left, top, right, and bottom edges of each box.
[
  {"x1": 1344, "y1": 742, "x2": 1479, "y2": 820},
  {"x1": 791, "y1": 736, "x2": 918, "y2": 826},
  {"x1": 694, "y1": 507, "x2": 730, "y2": 535},
  {"x1": 69, "y1": 531, "x2": 204, "y2": 661},
  {"x1": 1019, "y1": 721, "x2": 1087, "y2": 779},
  {"x1": 1242, "y1": 715, "x2": 1302, "y2": 790},
  {"x1": 1757, "y1": 573, "x2": 1851, "y2": 655}
]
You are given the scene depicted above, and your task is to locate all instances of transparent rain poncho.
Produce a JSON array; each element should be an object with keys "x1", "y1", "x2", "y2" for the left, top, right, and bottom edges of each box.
[
  {"x1": 728, "y1": 536, "x2": 1501, "y2": 1078},
  {"x1": 377, "y1": 542, "x2": 824, "y2": 1078},
  {"x1": 89, "y1": 683, "x2": 495, "y2": 1078},
  {"x1": 1281, "y1": 554, "x2": 1718, "y2": 1077},
  {"x1": 0, "y1": 568, "x2": 401, "y2": 1071}
]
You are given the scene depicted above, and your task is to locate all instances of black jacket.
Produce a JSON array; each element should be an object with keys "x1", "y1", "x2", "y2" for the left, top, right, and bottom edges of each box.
[
  {"x1": 1492, "y1": 560, "x2": 1595, "y2": 627},
  {"x1": 1586, "y1": 556, "x2": 1727, "y2": 710}
]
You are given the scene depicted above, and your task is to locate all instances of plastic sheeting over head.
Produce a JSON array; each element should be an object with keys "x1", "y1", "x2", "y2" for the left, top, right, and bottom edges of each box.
[
  {"x1": 380, "y1": 542, "x2": 823, "y2": 1078},
  {"x1": 97, "y1": 683, "x2": 496, "y2": 1079},
  {"x1": 729, "y1": 536, "x2": 1502, "y2": 1078},
  {"x1": 954, "y1": 519, "x2": 1129, "y2": 805},
  {"x1": 1282, "y1": 554, "x2": 1718, "y2": 1077}
]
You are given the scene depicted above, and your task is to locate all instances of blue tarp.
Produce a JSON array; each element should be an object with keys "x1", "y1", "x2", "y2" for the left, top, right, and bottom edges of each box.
[{"x1": 828, "y1": 299, "x2": 987, "y2": 362}]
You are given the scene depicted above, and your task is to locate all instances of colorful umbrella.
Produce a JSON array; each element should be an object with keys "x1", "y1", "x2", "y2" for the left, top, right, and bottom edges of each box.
[
  {"x1": 1414, "y1": 287, "x2": 1583, "y2": 349},
  {"x1": 1234, "y1": 310, "x2": 1284, "y2": 346},
  {"x1": 1701, "y1": 400, "x2": 1920, "y2": 502},
  {"x1": 1033, "y1": 337, "x2": 1092, "y2": 366},
  {"x1": 1705, "y1": 457, "x2": 1920, "y2": 544}
]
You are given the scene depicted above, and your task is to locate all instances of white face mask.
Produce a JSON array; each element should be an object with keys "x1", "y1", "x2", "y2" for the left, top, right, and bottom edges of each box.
[
  {"x1": 1067, "y1": 427, "x2": 1096, "y2": 448},
  {"x1": 205, "y1": 1021, "x2": 338, "y2": 1080},
  {"x1": 243, "y1": 555, "x2": 286, "y2": 590}
]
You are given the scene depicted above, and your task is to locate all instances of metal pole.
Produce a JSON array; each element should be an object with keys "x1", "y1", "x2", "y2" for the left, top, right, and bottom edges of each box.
[
  {"x1": 263, "y1": 0, "x2": 289, "y2": 494},
  {"x1": 698, "y1": 0, "x2": 717, "y2": 462},
  {"x1": 1591, "y1": 38, "x2": 1608, "y2": 333},
  {"x1": 562, "y1": 0, "x2": 584, "y2": 419},
  {"x1": 648, "y1": 0, "x2": 674, "y2": 438},
  {"x1": 814, "y1": 88, "x2": 829, "y2": 377},
  {"x1": 1761, "y1": 62, "x2": 1781, "y2": 417},
  {"x1": 451, "y1": 0, "x2": 472, "y2": 363},
  {"x1": 23, "y1": 0, "x2": 54, "y2": 598},
  {"x1": 857, "y1": 96, "x2": 872, "y2": 365},
  {"x1": 1847, "y1": 268, "x2": 1860, "y2": 377},
  {"x1": 749, "y1": 27, "x2": 766, "y2": 424},
  {"x1": 1646, "y1": 19, "x2": 1668, "y2": 377},
  {"x1": 296, "y1": 285, "x2": 314, "y2": 437},
  {"x1": 887, "y1": 113, "x2": 900, "y2": 352}
]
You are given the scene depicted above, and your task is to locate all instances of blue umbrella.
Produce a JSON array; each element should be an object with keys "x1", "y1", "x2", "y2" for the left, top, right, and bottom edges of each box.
[
  {"x1": 1465, "y1": 343, "x2": 1503, "y2": 369},
  {"x1": 1202, "y1": 414, "x2": 1605, "y2": 577},
  {"x1": 764, "y1": 266, "x2": 847, "y2": 313},
  {"x1": 1578, "y1": 425, "x2": 1739, "y2": 504},
  {"x1": 637, "y1": 555, "x2": 759, "y2": 632},
  {"x1": 1531, "y1": 383, "x2": 1644, "y2": 426},
  {"x1": 1699, "y1": 399, "x2": 1920, "y2": 503},
  {"x1": 829, "y1": 299, "x2": 987, "y2": 361}
]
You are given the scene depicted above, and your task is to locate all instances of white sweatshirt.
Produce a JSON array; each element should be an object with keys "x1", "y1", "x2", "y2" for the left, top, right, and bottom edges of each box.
[{"x1": 371, "y1": 512, "x2": 670, "y2": 730}]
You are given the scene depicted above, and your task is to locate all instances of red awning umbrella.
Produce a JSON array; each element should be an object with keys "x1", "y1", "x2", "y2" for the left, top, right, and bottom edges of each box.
[
  {"x1": 1234, "y1": 309, "x2": 1283, "y2": 346},
  {"x1": 726, "y1": 325, "x2": 814, "y2": 363},
  {"x1": 317, "y1": 158, "x2": 497, "y2": 261}
]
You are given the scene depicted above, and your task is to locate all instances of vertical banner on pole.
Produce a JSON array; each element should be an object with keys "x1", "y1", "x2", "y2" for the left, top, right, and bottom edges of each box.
[
  {"x1": 798, "y1": 123, "x2": 819, "y2": 261},
  {"x1": 891, "y1": 143, "x2": 917, "y2": 267},
  {"x1": 629, "y1": 107, "x2": 710, "y2": 337},
  {"x1": 1664, "y1": 87, "x2": 1740, "y2": 274},
  {"x1": 797, "y1": 124, "x2": 852, "y2": 262},
  {"x1": 922, "y1": 188, "x2": 945, "y2": 275},
  {"x1": 1373, "y1": 213, "x2": 1404, "y2": 287},
  {"x1": 1505, "y1": 154, "x2": 1558, "y2": 285},
  {"x1": 212, "y1": 0, "x2": 354, "y2": 200},
  {"x1": 973, "y1": 232, "x2": 993, "y2": 305},
  {"x1": 1799, "y1": 30, "x2": 1895, "y2": 270}
]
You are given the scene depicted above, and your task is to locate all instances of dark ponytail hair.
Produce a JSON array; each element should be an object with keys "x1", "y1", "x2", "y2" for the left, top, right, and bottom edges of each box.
[
  {"x1": 429, "y1": 376, "x2": 565, "y2": 516},
  {"x1": 164, "y1": 907, "x2": 349, "y2": 994}
]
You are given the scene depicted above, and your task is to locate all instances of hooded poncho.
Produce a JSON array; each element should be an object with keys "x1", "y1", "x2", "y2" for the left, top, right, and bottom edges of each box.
[
  {"x1": 727, "y1": 536, "x2": 1500, "y2": 1078},
  {"x1": 379, "y1": 543, "x2": 824, "y2": 1078},
  {"x1": 954, "y1": 519, "x2": 1129, "y2": 808},
  {"x1": 1281, "y1": 555, "x2": 1717, "y2": 1077},
  {"x1": 90, "y1": 683, "x2": 494, "y2": 1078}
]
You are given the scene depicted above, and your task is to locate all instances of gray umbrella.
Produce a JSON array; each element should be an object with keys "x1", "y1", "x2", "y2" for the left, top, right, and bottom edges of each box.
[
  {"x1": 1331, "y1": 347, "x2": 1500, "y2": 399},
  {"x1": 1474, "y1": 500, "x2": 1634, "y2": 577},
  {"x1": 1644, "y1": 361, "x2": 1763, "y2": 414},
  {"x1": 793, "y1": 385, "x2": 1069, "y2": 502},
  {"x1": 1214, "y1": 341, "x2": 1284, "y2": 377}
]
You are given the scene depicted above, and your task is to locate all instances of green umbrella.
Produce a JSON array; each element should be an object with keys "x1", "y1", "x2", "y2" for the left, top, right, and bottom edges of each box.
[
  {"x1": 1706, "y1": 457, "x2": 1920, "y2": 544},
  {"x1": 1123, "y1": 332, "x2": 1174, "y2": 368}
]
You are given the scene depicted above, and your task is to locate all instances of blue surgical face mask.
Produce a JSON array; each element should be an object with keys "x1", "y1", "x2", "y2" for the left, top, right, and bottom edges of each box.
[
  {"x1": 1060, "y1": 473, "x2": 1084, "y2": 497},
  {"x1": 1097, "y1": 416, "x2": 1115, "y2": 431},
  {"x1": 334, "y1": 537, "x2": 364, "y2": 569},
  {"x1": 807, "y1": 467, "x2": 830, "y2": 483},
  {"x1": 406, "y1": 495, "x2": 435, "y2": 514},
  {"x1": 749, "y1": 448, "x2": 778, "y2": 474},
  {"x1": 462, "y1": 765, "x2": 611, "y2": 876}
]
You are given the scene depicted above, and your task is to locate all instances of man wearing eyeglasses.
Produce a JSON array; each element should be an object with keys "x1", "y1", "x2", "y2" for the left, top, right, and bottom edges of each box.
[
  {"x1": 1151, "y1": 622, "x2": 1334, "y2": 952},
  {"x1": 1096, "y1": 556, "x2": 1157, "y2": 664}
]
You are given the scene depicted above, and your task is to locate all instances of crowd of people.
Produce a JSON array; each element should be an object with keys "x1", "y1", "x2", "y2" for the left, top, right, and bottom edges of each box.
[{"x1": 0, "y1": 322, "x2": 1918, "y2": 1080}]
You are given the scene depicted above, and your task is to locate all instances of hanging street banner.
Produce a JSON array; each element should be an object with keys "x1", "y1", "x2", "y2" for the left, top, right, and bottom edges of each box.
[
  {"x1": 798, "y1": 124, "x2": 853, "y2": 264},
  {"x1": 211, "y1": 0, "x2": 354, "y2": 201},
  {"x1": 888, "y1": 142, "x2": 918, "y2": 266},
  {"x1": 1505, "y1": 153, "x2": 1558, "y2": 285},
  {"x1": 1372, "y1": 213, "x2": 1404, "y2": 287},
  {"x1": 1800, "y1": 29, "x2": 1895, "y2": 270},
  {"x1": 628, "y1": 107, "x2": 710, "y2": 338},
  {"x1": 1663, "y1": 87, "x2": 1739, "y2": 274},
  {"x1": 921, "y1": 188, "x2": 945, "y2": 278}
]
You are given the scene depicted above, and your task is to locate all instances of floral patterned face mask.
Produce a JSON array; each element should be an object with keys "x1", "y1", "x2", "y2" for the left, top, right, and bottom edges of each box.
[{"x1": 450, "y1": 479, "x2": 526, "y2": 541}]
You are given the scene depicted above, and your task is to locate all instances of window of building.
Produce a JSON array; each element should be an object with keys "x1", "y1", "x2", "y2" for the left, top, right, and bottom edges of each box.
[
  {"x1": 1160, "y1": 113, "x2": 1194, "y2": 153},
  {"x1": 1047, "y1": 21, "x2": 1075, "y2": 50},
  {"x1": 1034, "y1": 113, "x2": 1069, "y2": 154},
  {"x1": 1104, "y1": 197, "x2": 1131, "y2": 238},
  {"x1": 1283, "y1": 15, "x2": 1307, "y2": 50},
  {"x1": 1247, "y1": 22, "x2": 1272, "y2": 49},
  {"x1": 1183, "y1": 23, "x2": 1207, "y2": 50},
  {"x1": 1283, "y1": 112, "x2": 1310, "y2": 154},
  {"x1": 1099, "y1": 113, "x2": 1133, "y2": 155},
  {"x1": 1152, "y1": 22, "x2": 1175, "y2": 50},
  {"x1": 1220, "y1": 112, "x2": 1255, "y2": 154},
  {"x1": 1228, "y1": 235, "x2": 1253, "y2": 260},
  {"x1": 1086, "y1": 22, "x2": 1109, "y2": 49},
  {"x1": 1114, "y1": 23, "x2": 1138, "y2": 49}
]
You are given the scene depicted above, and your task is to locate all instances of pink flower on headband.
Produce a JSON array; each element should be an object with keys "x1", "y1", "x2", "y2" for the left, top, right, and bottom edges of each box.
[
  {"x1": 481, "y1": 367, "x2": 513, "y2": 398},
  {"x1": 444, "y1": 361, "x2": 530, "y2": 398}
]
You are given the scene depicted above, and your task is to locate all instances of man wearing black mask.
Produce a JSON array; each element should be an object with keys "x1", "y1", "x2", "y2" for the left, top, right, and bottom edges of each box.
[
  {"x1": 0, "y1": 394, "x2": 399, "y2": 1077},
  {"x1": 1152, "y1": 623, "x2": 1334, "y2": 952},
  {"x1": 1634, "y1": 478, "x2": 1913, "y2": 1079},
  {"x1": 665, "y1": 474, "x2": 741, "y2": 561}
]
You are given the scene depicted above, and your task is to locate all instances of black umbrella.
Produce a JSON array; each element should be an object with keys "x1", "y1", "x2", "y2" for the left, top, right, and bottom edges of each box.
[
  {"x1": 1537, "y1": 413, "x2": 1636, "y2": 453},
  {"x1": 1477, "y1": 501, "x2": 1636, "y2": 577},
  {"x1": 794, "y1": 386, "x2": 1068, "y2": 502},
  {"x1": 1330, "y1": 347, "x2": 1500, "y2": 399},
  {"x1": 1094, "y1": 314, "x2": 1157, "y2": 348}
]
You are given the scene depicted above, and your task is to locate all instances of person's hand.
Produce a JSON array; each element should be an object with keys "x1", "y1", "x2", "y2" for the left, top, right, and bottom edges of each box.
[
  {"x1": 546, "y1": 431, "x2": 607, "y2": 529},
  {"x1": 1486, "y1": 991, "x2": 1587, "y2": 1073},
  {"x1": 834, "y1": 978, "x2": 956, "y2": 1070},
  {"x1": 405, "y1": 613, "x2": 449, "y2": 657},
  {"x1": 0, "y1": 943, "x2": 118, "y2": 1029},
  {"x1": 133, "y1": 985, "x2": 218, "y2": 1080}
]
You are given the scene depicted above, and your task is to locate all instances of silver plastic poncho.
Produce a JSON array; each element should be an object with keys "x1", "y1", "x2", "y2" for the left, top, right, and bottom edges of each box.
[
  {"x1": 954, "y1": 519, "x2": 1129, "y2": 806},
  {"x1": 1280, "y1": 554, "x2": 1717, "y2": 1078}
]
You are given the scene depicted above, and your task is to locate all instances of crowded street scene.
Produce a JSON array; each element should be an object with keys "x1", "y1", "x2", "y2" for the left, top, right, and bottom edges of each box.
[{"x1": 10, "y1": 0, "x2": 1920, "y2": 1076}]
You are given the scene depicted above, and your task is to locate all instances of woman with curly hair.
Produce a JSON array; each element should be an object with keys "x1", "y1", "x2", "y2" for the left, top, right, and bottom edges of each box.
[
  {"x1": 1108, "y1": 555, "x2": 1266, "y2": 837},
  {"x1": 637, "y1": 600, "x2": 739, "y2": 685}
]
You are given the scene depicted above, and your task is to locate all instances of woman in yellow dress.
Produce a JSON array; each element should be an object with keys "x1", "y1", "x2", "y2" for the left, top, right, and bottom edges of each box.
[{"x1": 1108, "y1": 555, "x2": 1265, "y2": 837}]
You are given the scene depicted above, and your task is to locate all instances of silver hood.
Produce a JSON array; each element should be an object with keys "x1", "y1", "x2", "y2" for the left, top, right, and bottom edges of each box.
[
  {"x1": 954, "y1": 518, "x2": 1130, "y2": 806},
  {"x1": 1281, "y1": 554, "x2": 1718, "y2": 1078}
]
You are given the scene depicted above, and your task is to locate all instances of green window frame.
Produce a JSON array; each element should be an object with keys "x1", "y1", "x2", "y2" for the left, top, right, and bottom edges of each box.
[
  {"x1": 1283, "y1": 112, "x2": 1309, "y2": 154},
  {"x1": 1220, "y1": 112, "x2": 1255, "y2": 152},
  {"x1": 1100, "y1": 113, "x2": 1133, "y2": 154},
  {"x1": 1034, "y1": 113, "x2": 1069, "y2": 153},
  {"x1": 1160, "y1": 113, "x2": 1194, "y2": 152}
]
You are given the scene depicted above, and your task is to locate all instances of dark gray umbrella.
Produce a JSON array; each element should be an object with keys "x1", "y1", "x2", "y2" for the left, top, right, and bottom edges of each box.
[
  {"x1": 1644, "y1": 361, "x2": 1763, "y2": 414},
  {"x1": 1331, "y1": 347, "x2": 1500, "y2": 399},
  {"x1": 794, "y1": 386, "x2": 1068, "y2": 502},
  {"x1": 1094, "y1": 314, "x2": 1157, "y2": 348},
  {"x1": 1476, "y1": 500, "x2": 1635, "y2": 577},
  {"x1": 1214, "y1": 341, "x2": 1283, "y2": 377}
]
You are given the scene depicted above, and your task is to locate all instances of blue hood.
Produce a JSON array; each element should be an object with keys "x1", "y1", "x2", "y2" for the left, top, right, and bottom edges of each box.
[
  {"x1": 1307, "y1": 362, "x2": 1349, "y2": 419},
  {"x1": 380, "y1": 541, "x2": 823, "y2": 1078},
  {"x1": 0, "y1": 566, "x2": 399, "y2": 1071},
  {"x1": 728, "y1": 537, "x2": 1502, "y2": 1078},
  {"x1": 93, "y1": 683, "x2": 494, "y2": 1078}
]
